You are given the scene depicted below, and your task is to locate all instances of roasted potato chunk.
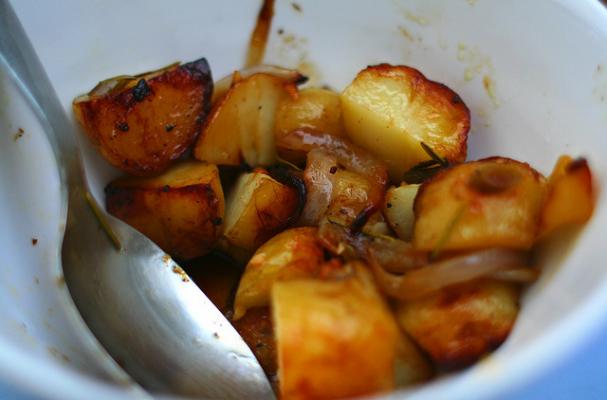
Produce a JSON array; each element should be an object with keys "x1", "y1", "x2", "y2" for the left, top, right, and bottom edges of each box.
[
  {"x1": 233, "y1": 227, "x2": 324, "y2": 320},
  {"x1": 413, "y1": 157, "x2": 545, "y2": 251},
  {"x1": 539, "y1": 155, "x2": 594, "y2": 237},
  {"x1": 105, "y1": 161, "x2": 224, "y2": 260},
  {"x1": 384, "y1": 184, "x2": 420, "y2": 241},
  {"x1": 194, "y1": 73, "x2": 297, "y2": 167},
  {"x1": 221, "y1": 170, "x2": 299, "y2": 261},
  {"x1": 341, "y1": 64, "x2": 469, "y2": 181},
  {"x1": 396, "y1": 280, "x2": 519, "y2": 370},
  {"x1": 74, "y1": 58, "x2": 212, "y2": 176},
  {"x1": 272, "y1": 263, "x2": 399, "y2": 399},
  {"x1": 275, "y1": 87, "x2": 345, "y2": 140}
]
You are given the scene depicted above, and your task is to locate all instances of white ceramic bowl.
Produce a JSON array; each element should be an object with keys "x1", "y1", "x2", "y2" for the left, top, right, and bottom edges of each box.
[{"x1": 2, "y1": 0, "x2": 607, "y2": 399}]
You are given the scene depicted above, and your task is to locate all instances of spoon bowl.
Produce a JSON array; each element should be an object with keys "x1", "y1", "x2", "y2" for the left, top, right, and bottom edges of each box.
[{"x1": 0, "y1": 2, "x2": 273, "y2": 399}]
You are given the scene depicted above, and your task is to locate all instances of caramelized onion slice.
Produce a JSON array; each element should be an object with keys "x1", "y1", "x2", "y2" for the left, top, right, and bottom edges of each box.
[
  {"x1": 318, "y1": 219, "x2": 428, "y2": 273},
  {"x1": 213, "y1": 65, "x2": 307, "y2": 104},
  {"x1": 490, "y1": 267, "x2": 539, "y2": 283},
  {"x1": 370, "y1": 248, "x2": 529, "y2": 301},
  {"x1": 300, "y1": 150, "x2": 338, "y2": 226},
  {"x1": 278, "y1": 129, "x2": 389, "y2": 226}
]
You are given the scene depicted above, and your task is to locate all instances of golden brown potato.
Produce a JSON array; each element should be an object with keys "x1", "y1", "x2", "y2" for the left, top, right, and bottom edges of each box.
[
  {"x1": 413, "y1": 157, "x2": 545, "y2": 251},
  {"x1": 74, "y1": 59, "x2": 212, "y2": 176},
  {"x1": 341, "y1": 64, "x2": 470, "y2": 181},
  {"x1": 539, "y1": 155, "x2": 594, "y2": 237},
  {"x1": 275, "y1": 87, "x2": 346, "y2": 141},
  {"x1": 272, "y1": 262, "x2": 399, "y2": 399},
  {"x1": 233, "y1": 227, "x2": 324, "y2": 320},
  {"x1": 232, "y1": 307, "x2": 277, "y2": 383},
  {"x1": 105, "y1": 161, "x2": 224, "y2": 260},
  {"x1": 383, "y1": 184, "x2": 420, "y2": 241},
  {"x1": 194, "y1": 73, "x2": 297, "y2": 167},
  {"x1": 396, "y1": 280, "x2": 519, "y2": 370},
  {"x1": 220, "y1": 170, "x2": 299, "y2": 261}
]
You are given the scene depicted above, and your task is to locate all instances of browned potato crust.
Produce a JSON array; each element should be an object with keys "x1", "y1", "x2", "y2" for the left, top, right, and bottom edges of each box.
[
  {"x1": 396, "y1": 280, "x2": 519, "y2": 370},
  {"x1": 105, "y1": 161, "x2": 224, "y2": 260},
  {"x1": 341, "y1": 64, "x2": 470, "y2": 181},
  {"x1": 413, "y1": 157, "x2": 545, "y2": 251},
  {"x1": 74, "y1": 58, "x2": 212, "y2": 176}
]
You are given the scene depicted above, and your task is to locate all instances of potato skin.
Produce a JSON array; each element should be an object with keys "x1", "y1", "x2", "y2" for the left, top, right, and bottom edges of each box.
[
  {"x1": 396, "y1": 280, "x2": 519, "y2": 370},
  {"x1": 221, "y1": 170, "x2": 299, "y2": 261},
  {"x1": 105, "y1": 161, "x2": 224, "y2": 260},
  {"x1": 74, "y1": 58, "x2": 212, "y2": 176},
  {"x1": 233, "y1": 227, "x2": 323, "y2": 320},
  {"x1": 341, "y1": 64, "x2": 469, "y2": 181},
  {"x1": 413, "y1": 157, "x2": 545, "y2": 251}
]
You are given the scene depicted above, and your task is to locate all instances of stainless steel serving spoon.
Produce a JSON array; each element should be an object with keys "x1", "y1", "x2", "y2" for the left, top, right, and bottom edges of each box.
[{"x1": 0, "y1": 2, "x2": 273, "y2": 399}]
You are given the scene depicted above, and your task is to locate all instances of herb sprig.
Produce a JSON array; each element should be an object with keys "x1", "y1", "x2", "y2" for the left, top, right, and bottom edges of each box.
[{"x1": 403, "y1": 142, "x2": 450, "y2": 184}]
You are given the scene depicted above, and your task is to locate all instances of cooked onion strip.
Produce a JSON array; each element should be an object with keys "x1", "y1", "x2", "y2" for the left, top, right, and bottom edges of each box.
[
  {"x1": 318, "y1": 219, "x2": 427, "y2": 273},
  {"x1": 489, "y1": 267, "x2": 539, "y2": 283},
  {"x1": 212, "y1": 65, "x2": 307, "y2": 104},
  {"x1": 369, "y1": 248, "x2": 529, "y2": 301},
  {"x1": 277, "y1": 129, "x2": 389, "y2": 227},
  {"x1": 299, "y1": 150, "x2": 338, "y2": 225}
]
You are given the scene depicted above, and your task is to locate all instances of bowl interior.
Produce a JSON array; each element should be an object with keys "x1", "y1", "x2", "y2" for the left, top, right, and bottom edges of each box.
[{"x1": 4, "y1": 0, "x2": 607, "y2": 398}]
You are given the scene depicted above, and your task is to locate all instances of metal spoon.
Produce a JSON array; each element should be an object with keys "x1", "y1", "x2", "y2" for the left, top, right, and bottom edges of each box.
[{"x1": 0, "y1": 2, "x2": 273, "y2": 399}]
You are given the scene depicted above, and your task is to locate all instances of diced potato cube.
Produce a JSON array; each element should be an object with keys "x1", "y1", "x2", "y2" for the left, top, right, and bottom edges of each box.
[
  {"x1": 539, "y1": 155, "x2": 594, "y2": 237},
  {"x1": 396, "y1": 280, "x2": 519, "y2": 370},
  {"x1": 194, "y1": 73, "x2": 296, "y2": 167},
  {"x1": 74, "y1": 59, "x2": 213, "y2": 176},
  {"x1": 384, "y1": 184, "x2": 420, "y2": 241},
  {"x1": 275, "y1": 87, "x2": 346, "y2": 140},
  {"x1": 413, "y1": 157, "x2": 545, "y2": 251},
  {"x1": 105, "y1": 161, "x2": 224, "y2": 259},
  {"x1": 272, "y1": 263, "x2": 399, "y2": 399},
  {"x1": 233, "y1": 227, "x2": 323, "y2": 320},
  {"x1": 221, "y1": 170, "x2": 299, "y2": 261},
  {"x1": 341, "y1": 64, "x2": 470, "y2": 181}
]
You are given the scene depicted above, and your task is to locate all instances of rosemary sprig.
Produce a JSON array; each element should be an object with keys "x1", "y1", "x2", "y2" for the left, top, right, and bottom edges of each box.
[{"x1": 403, "y1": 142, "x2": 450, "y2": 184}]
